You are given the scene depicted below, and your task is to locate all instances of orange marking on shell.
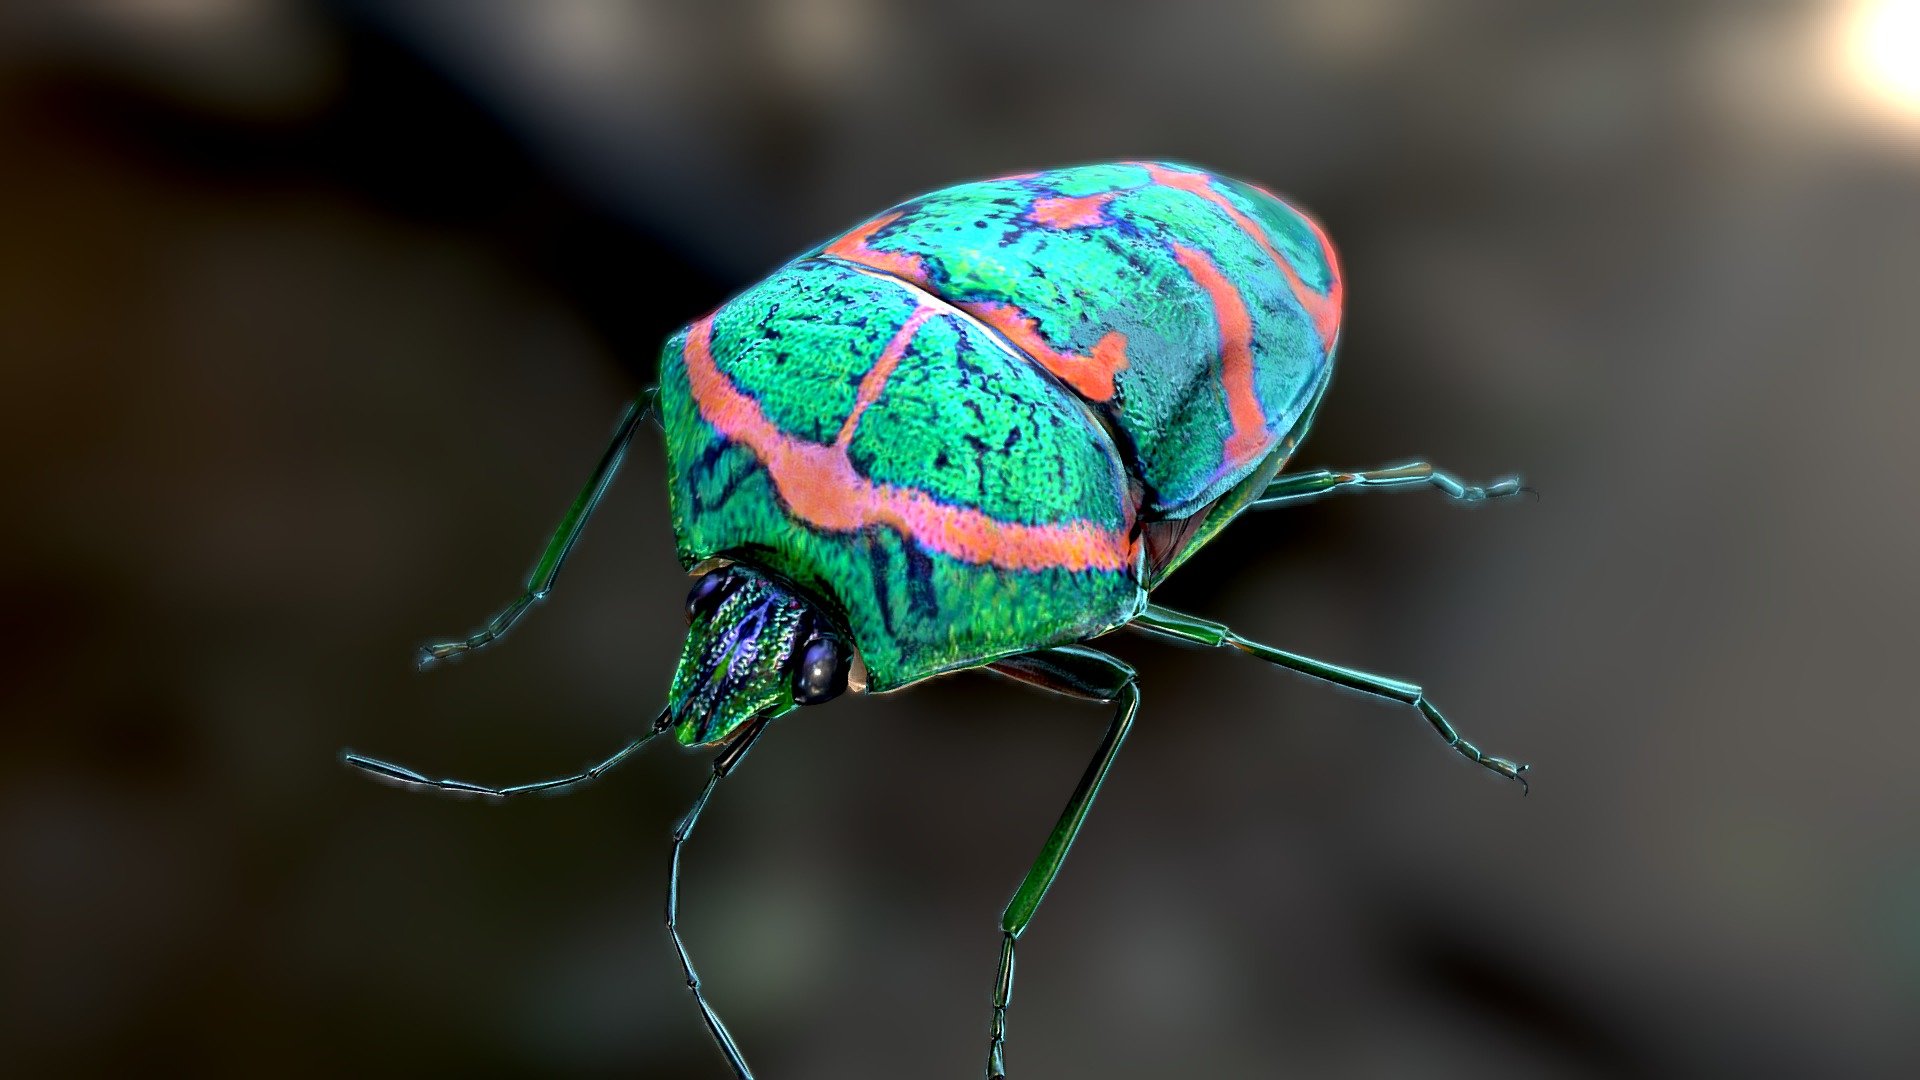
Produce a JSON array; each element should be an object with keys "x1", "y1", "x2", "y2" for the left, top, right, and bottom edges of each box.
[
  {"x1": 1141, "y1": 163, "x2": 1343, "y2": 350},
  {"x1": 822, "y1": 211, "x2": 931, "y2": 285},
  {"x1": 963, "y1": 301, "x2": 1128, "y2": 402},
  {"x1": 684, "y1": 317, "x2": 1133, "y2": 574},
  {"x1": 836, "y1": 307, "x2": 936, "y2": 446},
  {"x1": 1171, "y1": 245, "x2": 1268, "y2": 468},
  {"x1": 1028, "y1": 191, "x2": 1118, "y2": 229},
  {"x1": 826, "y1": 205, "x2": 1130, "y2": 404}
]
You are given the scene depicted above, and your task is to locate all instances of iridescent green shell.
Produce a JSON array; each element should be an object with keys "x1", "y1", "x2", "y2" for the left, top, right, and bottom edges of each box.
[
  {"x1": 659, "y1": 260, "x2": 1144, "y2": 692},
  {"x1": 659, "y1": 161, "x2": 1343, "y2": 691}
]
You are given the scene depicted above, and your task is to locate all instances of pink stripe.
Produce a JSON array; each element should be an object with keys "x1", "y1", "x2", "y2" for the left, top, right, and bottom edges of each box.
[
  {"x1": 1171, "y1": 244, "x2": 1269, "y2": 469},
  {"x1": 836, "y1": 307, "x2": 936, "y2": 446},
  {"x1": 1140, "y1": 163, "x2": 1343, "y2": 350},
  {"x1": 684, "y1": 317, "x2": 1135, "y2": 574}
]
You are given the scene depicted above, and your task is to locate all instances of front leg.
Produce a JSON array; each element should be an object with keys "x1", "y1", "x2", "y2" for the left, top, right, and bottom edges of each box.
[
  {"x1": 1132, "y1": 605, "x2": 1528, "y2": 790},
  {"x1": 979, "y1": 645, "x2": 1140, "y2": 1078},
  {"x1": 419, "y1": 394, "x2": 650, "y2": 669}
]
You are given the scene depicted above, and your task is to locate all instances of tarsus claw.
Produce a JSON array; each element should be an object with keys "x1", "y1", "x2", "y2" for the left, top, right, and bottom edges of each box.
[{"x1": 417, "y1": 642, "x2": 464, "y2": 670}]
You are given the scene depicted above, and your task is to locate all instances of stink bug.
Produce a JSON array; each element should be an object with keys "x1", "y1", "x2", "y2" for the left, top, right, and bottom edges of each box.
[{"x1": 346, "y1": 161, "x2": 1529, "y2": 1078}]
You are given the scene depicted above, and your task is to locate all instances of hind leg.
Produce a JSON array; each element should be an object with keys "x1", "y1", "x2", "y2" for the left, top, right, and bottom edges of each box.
[
  {"x1": 1132, "y1": 605, "x2": 1527, "y2": 789},
  {"x1": 1251, "y1": 461, "x2": 1524, "y2": 511}
]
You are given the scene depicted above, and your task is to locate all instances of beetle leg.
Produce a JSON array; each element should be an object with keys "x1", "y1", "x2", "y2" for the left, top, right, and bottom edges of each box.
[
  {"x1": 980, "y1": 646, "x2": 1139, "y2": 1079},
  {"x1": 667, "y1": 717, "x2": 771, "y2": 1080},
  {"x1": 418, "y1": 394, "x2": 652, "y2": 669},
  {"x1": 1132, "y1": 605, "x2": 1529, "y2": 791},
  {"x1": 1249, "y1": 461, "x2": 1527, "y2": 511},
  {"x1": 341, "y1": 708, "x2": 671, "y2": 799}
]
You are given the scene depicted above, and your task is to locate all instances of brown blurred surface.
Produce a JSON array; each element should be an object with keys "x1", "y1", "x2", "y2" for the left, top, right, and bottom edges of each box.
[{"x1": 3, "y1": 2, "x2": 1917, "y2": 1077}]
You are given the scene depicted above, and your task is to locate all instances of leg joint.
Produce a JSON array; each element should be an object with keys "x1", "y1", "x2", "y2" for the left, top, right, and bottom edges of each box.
[{"x1": 1133, "y1": 604, "x2": 1230, "y2": 647}]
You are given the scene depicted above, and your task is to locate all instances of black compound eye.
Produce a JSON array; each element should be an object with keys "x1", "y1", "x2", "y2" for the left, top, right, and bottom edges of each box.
[
  {"x1": 685, "y1": 570, "x2": 738, "y2": 622},
  {"x1": 792, "y1": 635, "x2": 848, "y2": 706}
]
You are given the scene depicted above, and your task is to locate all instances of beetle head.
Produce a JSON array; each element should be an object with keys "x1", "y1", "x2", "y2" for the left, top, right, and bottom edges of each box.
[{"x1": 667, "y1": 563, "x2": 852, "y2": 747}]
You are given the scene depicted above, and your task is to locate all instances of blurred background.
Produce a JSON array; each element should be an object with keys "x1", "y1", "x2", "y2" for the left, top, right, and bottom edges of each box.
[{"x1": 3, "y1": 1, "x2": 1917, "y2": 1076}]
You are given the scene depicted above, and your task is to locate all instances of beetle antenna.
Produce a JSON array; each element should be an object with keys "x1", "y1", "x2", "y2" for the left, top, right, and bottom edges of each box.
[{"x1": 342, "y1": 707, "x2": 671, "y2": 800}]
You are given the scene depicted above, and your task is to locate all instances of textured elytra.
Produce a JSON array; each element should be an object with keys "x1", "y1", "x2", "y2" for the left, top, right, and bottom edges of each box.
[
  {"x1": 814, "y1": 160, "x2": 1340, "y2": 521},
  {"x1": 660, "y1": 161, "x2": 1342, "y2": 691},
  {"x1": 661, "y1": 267, "x2": 1144, "y2": 692},
  {"x1": 706, "y1": 261, "x2": 1132, "y2": 532}
]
